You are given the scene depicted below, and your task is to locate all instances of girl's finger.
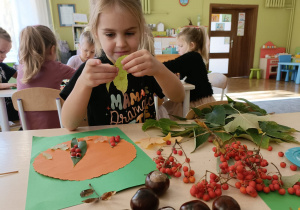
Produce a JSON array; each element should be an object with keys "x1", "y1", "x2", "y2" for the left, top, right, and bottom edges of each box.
[{"x1": 86, "y1": 58, "x2": 102, "y2": 67}]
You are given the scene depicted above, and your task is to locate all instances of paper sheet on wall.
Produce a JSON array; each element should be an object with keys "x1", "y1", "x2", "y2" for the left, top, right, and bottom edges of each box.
[
  {"x1": 154, "y1": 41, "x2": 162, "y2": 55},
  {"x1": 73, "y1": 13, "x2": 88, "y2": 23},
  {"x1": 60, "y1": 6, "x2": 74, "y2": 25}
]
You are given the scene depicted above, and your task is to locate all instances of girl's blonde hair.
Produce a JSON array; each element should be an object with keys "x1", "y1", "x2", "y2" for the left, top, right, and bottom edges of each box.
[
  {"x1": 89, "y1": 0, "x2": 148, "y2": 56},
  {"x1": 19, "y1": 25, "x2": 57, "y2": 83},
  {"x1": 0, "y1": 27, "x2": 12, "y2": 42},
  {"x1": 79, "y1": 27, "x2": 94, "y2": 45},
  {"x1": 178, "y1": 26, "x2": 209, "y2": 64}
]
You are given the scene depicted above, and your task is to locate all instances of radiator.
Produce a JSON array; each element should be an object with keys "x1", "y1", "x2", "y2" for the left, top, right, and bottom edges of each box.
[
  {"x1": 141, "y1": 0, "x2": 151, "y2": 14},
  {"x1": 265, "y1": 0, "x2": 286, "y2": 8}
]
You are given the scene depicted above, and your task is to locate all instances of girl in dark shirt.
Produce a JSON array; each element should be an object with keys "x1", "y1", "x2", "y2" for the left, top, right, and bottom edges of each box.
[{"x1": 161, "y1": 26, "x2": 215, "y2": 118}]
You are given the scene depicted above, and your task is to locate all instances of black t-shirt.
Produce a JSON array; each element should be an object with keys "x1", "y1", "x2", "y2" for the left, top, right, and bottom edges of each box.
[
  {"x1": 60, "y1": 53, "x2": 164, "y2": 126},
  {"x1": 0, "y1": 63, "x2": 16, "y2": 83},
  {"x1": 163, "y1": 51, "x2": 213, "y2": 102}
]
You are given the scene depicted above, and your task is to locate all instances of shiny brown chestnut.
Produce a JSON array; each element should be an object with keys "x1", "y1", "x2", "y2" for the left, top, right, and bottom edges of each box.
[
  {"x1": 130, "y1": 187, "x2": 159, "y2": 210},
  {"x1": 180, "y1": 200, "x2": 211, "y2": 210},
  {"x1": 145, "y1": 170, "x2": 170, "y2": 196},
  {"x1": 212, "y1": 195, "x2": 241, "y2": 210}
]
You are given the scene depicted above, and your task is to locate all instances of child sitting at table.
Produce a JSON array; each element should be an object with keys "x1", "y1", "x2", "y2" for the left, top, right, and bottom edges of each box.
[
  {"x1": 67, "y1": 28, "x2": 95, "y2": 70},
  {"x1": 17, "y1": 25, "x2": 75, "y2": 130},
  {"x1": 161, "y1": 26, "x2": 215, "y2": 119},
  {"x1": 0, "y1": 27, "x2": 19, "y2": 122},
  {"x1": 60, "y1": 0, "x2": 185, "y2": 130}
]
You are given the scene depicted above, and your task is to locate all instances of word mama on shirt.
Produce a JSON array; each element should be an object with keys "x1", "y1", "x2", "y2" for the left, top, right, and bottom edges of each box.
[{"x1": 109, "y1": 89, "x2": 154, "y2": 124}]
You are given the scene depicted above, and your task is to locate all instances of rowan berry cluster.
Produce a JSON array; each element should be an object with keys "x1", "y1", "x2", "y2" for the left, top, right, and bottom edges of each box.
[
  {"x1": 70, "y1": 144, "x2": 81, "y2": 158},
  {"x1": 190, "y1": 141, "x2": 300, "y2": 201},
  {"x1": 109, "y1": 135, "x2": 120, "y2": 147},
  {"x1": 153, "y1": 140, "x2": 195, "y2": 183}
]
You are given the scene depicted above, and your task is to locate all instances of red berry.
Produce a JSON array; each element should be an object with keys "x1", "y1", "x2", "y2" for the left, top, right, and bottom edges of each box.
[
  {"x1": 115, "y1": 135, "x2": 120, "y2": 142},
  {"x1": 280, "y1": 162, "x2": 286, "y2": 168},
  {"x1": 166, "y1": 140, "x2": 171, "y2": 145},
  {"x1": 185, "y1": 158, "x2": 190, "y2": 163},
  {"x1": 183, "y1": 166, "x2": 188, "y2": 172},
  {"x1": 178, "y1": 150, "x2": 183, "y2": 156},
  {"x1": 173, "y1": 149, "x2": 177, "y2": 154},
  {"x1": 156, "y1": 150, "x2": 161, "y2": 155},
  {"x1": 70, "y1": 148, "x2": 75, "y2": 152},
  {"x1": 267, "y1": 146, "x2": 272, "y2": 151},
  {"x1": 111, "y1": 142, "x2": 116, "y2": 147},
  {"x1": 110, "y1": 136, "x2": 115, "y2": 142},
  {"x1": 278, "y1": 188, "x2": 286, "y2": 195},
  {"x1": 183, "y1": 177, "x2": 189, "y2": 183},
  {"x1": 70, "y1": 152, "x2": 76, "y2": 157},
  {"x1": 74, "y1": 144, "x2": 78, "y2": 148},
  {"x1": 278, "y1": 152, "x2": 284, "y2": 157},
  {"x1": 290, "y1": 165, "x2": 297, "y2": 171},
  {"x1": 174, "y1": 171, "x2": 181, "y2": 177},
  {"x1": 75, "y1": 148, "x2": 81, "y2": 153},
  {"x1": 76, "y1": 153, "x2": 81, "y2": 158},
  {"x1": 288, "y1": 187, "x2": 295, "y2": 195}
]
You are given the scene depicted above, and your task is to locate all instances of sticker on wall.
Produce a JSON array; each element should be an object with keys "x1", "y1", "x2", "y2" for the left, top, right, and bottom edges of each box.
[
  {"x1": 224, "y1": 37, "x2": 230, "y2": 44},
  {"x1": 222, "y1": 14, "x2": 231, "y2": 22},
  {"x1": 238, "y1": 21, "x2": 245, "y2": 29},
  {"x1": 237, "y1": 29, "x2": 244, "y2": 36},
  {"x1": 239, "y1": 13, "x2": 245, "y2": 21},
  {"x1": 216, "y1": 23, "x2": 225, "y2": 31},
  {"x1": 211, "y1": 14, "x2": 220, "y2": 22}
]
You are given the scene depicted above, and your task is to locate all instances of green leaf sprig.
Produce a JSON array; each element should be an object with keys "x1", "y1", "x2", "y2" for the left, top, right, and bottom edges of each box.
[{"x1": 71, "y1": 138, "x2": 87, "y2": 166}]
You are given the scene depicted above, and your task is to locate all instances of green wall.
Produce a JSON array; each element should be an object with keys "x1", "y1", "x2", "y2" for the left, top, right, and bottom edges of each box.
[{"x1": 49, "y1": 0, "x2": 299, "y2": 68}]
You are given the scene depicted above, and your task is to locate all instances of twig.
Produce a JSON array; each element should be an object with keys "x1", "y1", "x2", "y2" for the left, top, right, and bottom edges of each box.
[{"x1": 0, "y1": 170, "x2": 18, "y2": 175}]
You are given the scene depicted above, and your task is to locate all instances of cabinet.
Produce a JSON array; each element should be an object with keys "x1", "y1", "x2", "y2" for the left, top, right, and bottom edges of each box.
[{"x1": 72, "y1": 24, "x2": 87, "y2": 49}]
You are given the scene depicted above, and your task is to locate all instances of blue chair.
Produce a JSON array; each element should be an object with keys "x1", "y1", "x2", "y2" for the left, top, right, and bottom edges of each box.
[{"x1": 276, "y1": 54, "x2": 297, "y2": 82}]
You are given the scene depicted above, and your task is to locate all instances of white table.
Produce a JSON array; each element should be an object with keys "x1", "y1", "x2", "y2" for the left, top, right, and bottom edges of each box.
[
  {"x1": 1, "y1": 112, "x2": 299, "y2": 209},
  {"x1": 0, "y1": 89, "x2": 16, "y2": 132}
]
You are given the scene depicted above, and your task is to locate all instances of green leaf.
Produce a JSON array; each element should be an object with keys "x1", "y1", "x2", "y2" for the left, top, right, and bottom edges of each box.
[
  {"x1": 214, "y1": 131, "x2": 232, "y2": 143},
  {"x1": 226, "y1": 95, "x2": 234, "y2": 103},
  {"x1": 223, "y1": 104, "x2": 238, "y2": 115},
  {"x1": 113, "y1": 55, "x2": 128, "y2": 93},
  {"x1": 142, "y1": 118, "x2": 179, "y2": 132},
  {"x1": 191, "y1": 107, "x2": 202, "y2": 117},
  {"x1": 192, "y1": 127, "x2": 210, "y2": 152},
  {"x1": 205, "y1": 105, "x2": 226, "y2": 125},
  {"x1": 71, "y1": 138, "x2": 87, "y2": 166},
  {"x1": 237, "y1": 98, "x2": 267, "y2": 115},
  {"x1": 170, "y1": 128, "x2": 195, "y2": 137},
  {"x1": 233, "y1": 102, "x2": 249, "y2": 113},
  {"x1": 170, "y1": 115, "x2": 187, "y2": 121},
  {"x1": 224, "y1": 113, "x2": 269, "y2": 133},
  {"x1": 282, "y1": 174, "x2": 300, "y2": 189},
  {"x1": 202, "y1": 107, "x2": 212, "y2": 114},
  {"x1": 238, "y1": 128, "x2": 270, "y2": 149}
]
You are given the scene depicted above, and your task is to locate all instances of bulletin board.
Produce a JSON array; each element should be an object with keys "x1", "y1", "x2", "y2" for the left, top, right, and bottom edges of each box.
[{"x1": 57, "y1": 4, "x2": 76, "y2": 27}]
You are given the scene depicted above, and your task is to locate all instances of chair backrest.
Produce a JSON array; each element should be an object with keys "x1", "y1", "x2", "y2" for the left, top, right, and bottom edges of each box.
[
  {"x1": 185, "y1": 100, "x2": 228, "y2": 119},
  {"x1": 207, "y1": 73, "x2": 228, "y2": 101},
  {"x1": 11, "y1": 87, "x2": 64, "y2": 130},
  {"x1": 278, "y1": 54, "x2": 292, "y2": 62}
]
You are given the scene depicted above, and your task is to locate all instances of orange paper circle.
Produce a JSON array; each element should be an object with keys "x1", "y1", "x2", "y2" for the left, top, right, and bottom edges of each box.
[{"x1": 33, "y1": 136, "x2": 137, "y2": 181}]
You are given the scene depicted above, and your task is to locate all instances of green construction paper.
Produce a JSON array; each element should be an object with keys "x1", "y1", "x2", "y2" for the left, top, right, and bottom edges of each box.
[
  {"x1": 258, "y1": 190, "x2": 300, "y2": 209},
  {"x1": 25, "y1": 127, "x2": 156, "y2": 210}
]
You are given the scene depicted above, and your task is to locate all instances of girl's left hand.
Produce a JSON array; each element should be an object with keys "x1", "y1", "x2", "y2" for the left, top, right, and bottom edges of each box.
[{"x1": 121, "y1": 49, "x2": 161, "y2": 77}]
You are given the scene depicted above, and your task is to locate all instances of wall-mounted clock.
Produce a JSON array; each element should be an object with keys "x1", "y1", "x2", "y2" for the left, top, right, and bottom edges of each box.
[{"x1": 179, "y1": 0, "x2": 189, "y2": 6}]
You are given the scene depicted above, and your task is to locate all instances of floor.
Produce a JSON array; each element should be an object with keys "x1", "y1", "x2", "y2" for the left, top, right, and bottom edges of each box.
[{"x1": 213, "y1": 77, "x2": 300, "y2": 101}]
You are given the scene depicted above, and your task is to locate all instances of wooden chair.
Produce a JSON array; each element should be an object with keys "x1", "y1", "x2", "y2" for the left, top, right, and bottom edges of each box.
[
  {"x1": 185, "y1": 100, "x2": 228, "y2": 119},
  {"x1": 208, "y1": 73, "x2": 228, "y2": 101},
  {"x1": 11, "y1": 87, "x2": 64, "y2": 130}
]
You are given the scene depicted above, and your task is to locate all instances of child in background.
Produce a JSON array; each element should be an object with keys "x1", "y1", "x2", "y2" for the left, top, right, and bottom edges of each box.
[
  {"x1": 161, "y1": 26, "x2": 215, "y2": 118},
  {"x1": 60, "y1": 0, "x2": 185, "y2": 130},
  {"x1": 67, "y1": 29, "x2": 95, "y2": 69},
  {"x1": 17, "y1": 25, "x2": 75, "y2": 130},
  {"x1": 0, "y1": 27, "x2": 19, "y2": 122}
]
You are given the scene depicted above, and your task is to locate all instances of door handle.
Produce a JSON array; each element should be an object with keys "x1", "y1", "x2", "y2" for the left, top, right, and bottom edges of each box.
[{"x1": 230, "y1": 40, "x2": 233, "y2": 48}]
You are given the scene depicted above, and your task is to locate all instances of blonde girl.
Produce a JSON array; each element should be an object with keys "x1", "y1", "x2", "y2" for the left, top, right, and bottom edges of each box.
[
  {"x1": 67, "y1": 28, "x2": 95, "y2": 69},
  {"x1": 60, "y1": 0, "x2": 185, "y2": 130},
  {"x1": 17, "y1": 25, "x2": 75, "y2": 130},
  {"x1": 0, "y1": 27, "x2": 19, "y2": 121},
  {"x1": 161, "y1": 26, "x2": 215, "y2": 119}
]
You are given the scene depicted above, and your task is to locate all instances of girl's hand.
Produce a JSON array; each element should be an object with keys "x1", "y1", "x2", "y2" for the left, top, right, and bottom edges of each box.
[
  {"x1": 121, "y1": 49, "x2": 161, "y2": 77},
  {"x1": 78, "y1": 59, "x2": 118, "y2": 88},
  {"x1": 0, "y1": 83, "x2": 17, "y2": 89}
]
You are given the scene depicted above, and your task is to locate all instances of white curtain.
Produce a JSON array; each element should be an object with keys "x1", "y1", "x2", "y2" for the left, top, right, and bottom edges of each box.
[{"x1": 0, "y1": 0, "x2": 52, "y2": 63}]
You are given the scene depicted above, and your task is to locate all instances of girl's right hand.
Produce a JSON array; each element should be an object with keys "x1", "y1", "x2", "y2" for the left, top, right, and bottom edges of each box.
[
  {"x1": 0, "y1": 83, "x2": 17, "y2": 89},
  {"x1": 78, "y1": 59, "x2": 118, "y2": 88}
]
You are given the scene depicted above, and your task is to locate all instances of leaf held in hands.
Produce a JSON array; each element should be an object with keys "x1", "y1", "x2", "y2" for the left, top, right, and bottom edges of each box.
[
  {"x1": 80, "y1": 189, "x2": 94, "y2": 197},
  {"x1": 81, "y1": 197, "x2": 99, "y2": 203},
  {"x1": 101, "y1": 191, "x2": 116, "y2": 200},
  {"x1": 142, "y1": 118, "x2": 179, "y2": 132},
  {"x1": 42, "y1": 152, "x2": 52, "y2": 160},
  {"x1": 71, "y1": 138, "x2": 87, "y2": 166},
  {"x1": 113, "y1": 55, "x2": 128, "y2": 93}
]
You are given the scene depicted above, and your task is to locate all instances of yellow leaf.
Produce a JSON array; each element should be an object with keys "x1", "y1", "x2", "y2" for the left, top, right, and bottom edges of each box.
[
  {"x1": 163, "y1": 132, "x2": 171, "y2": 141},
  {"x1": 136, "y1": 136, "x2": 183, "y2": 148},
  {"x1": 42, "y1": 152, "x2": 52, "y2": 160}
]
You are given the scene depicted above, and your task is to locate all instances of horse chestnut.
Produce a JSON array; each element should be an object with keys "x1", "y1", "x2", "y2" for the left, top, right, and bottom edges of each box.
[
  {"x1": 212, "y1": 195, "x2": 240, "y2": 210},
  {"x1": 145, "y1": 170, "x2": 170, "y2": 196},
  {"x1": 130, "y1": 187, "x2": 159, "y2": 210},
  {"x1": 180, "y1": 200, "x2": 211, "y2": 210}
]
